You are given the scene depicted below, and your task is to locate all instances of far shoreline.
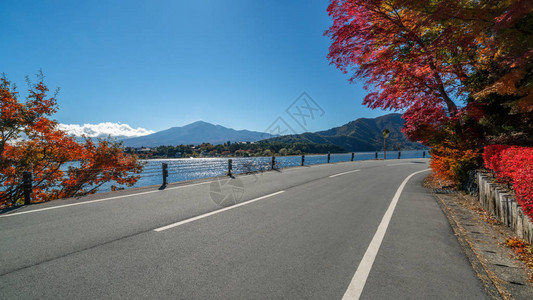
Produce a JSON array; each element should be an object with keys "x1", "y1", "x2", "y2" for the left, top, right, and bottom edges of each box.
[{"x1": 138, "y1": 149, "x2": 429, "y2": 160}]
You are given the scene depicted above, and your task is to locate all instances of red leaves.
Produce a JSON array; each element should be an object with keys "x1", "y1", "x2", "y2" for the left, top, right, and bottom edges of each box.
[
  {"x1": 326, "y1": 1, "x2": 532, "y2": 190},
  {"x1": 326, "y1": 0, "x2": 533, "y2": 115},
  {"x1": 401, "y1": 101, "x2": 449, "y2": 144},
  {"x1": 326, "y1": 0, "x2": 464, "y2": 114},
  {"x1": 484, "y1": 145, "x2": 533, "y2": 220}
]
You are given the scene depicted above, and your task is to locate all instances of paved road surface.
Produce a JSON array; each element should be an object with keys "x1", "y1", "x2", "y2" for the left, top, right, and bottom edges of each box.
[{"x1": 0, "y1": 159, "x2": 488, "y2": 299}]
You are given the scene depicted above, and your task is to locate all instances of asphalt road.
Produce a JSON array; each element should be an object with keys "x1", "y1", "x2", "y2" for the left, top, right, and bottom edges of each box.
[{"x1": 0, "y1": 159, "x2": 489, "y2": 299}]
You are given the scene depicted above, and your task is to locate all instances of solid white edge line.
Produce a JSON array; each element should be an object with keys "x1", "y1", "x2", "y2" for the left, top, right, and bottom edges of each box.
[
  {"x1": 342, "y1": 168, "x2": 430, "y2": 300},
  {"x1": 329, "y1": 170, "x2": 361, "y2": 178},
  {"x1": 154, "y1": 190, "x2": 285, "y2": 232},
  {"x1": 0, "y1": 181, "x2": 214, "y2": 218}
]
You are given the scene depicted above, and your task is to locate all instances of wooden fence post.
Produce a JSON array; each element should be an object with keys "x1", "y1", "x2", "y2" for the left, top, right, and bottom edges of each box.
[
  {"x1": 23, "y1": 171, "x2": 32, "y2": 205},
  {"x1": 162, "y1": 163, "x2": 168, "y2": 185}
]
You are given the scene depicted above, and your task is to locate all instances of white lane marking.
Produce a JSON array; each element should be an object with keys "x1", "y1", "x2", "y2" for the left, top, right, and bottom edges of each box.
[
  {"x1": 164, "y1": 180, "x2": 213, "y2": 191},
  {"x1": 154, "y1": 191, "x2": 285, "y2": 232},
  {"x1": 329, "y1": 170, "x2": 361, "y2": 178},
  {"x1": 386, "y1": 162, "x2": 419, "y2": 166},
  {"x1": 0, "y1": 181, "x2": 214, "y2": 218},
  {"x1": 342, "y1": 169, "x2": 430, "y2": 300}
]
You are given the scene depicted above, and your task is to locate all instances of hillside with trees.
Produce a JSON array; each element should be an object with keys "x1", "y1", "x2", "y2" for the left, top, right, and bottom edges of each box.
[
  {"x1": 265, "y1": 114, "x2": 425, "y2": 151},
  {"x1": 125, "y1": 141, "x2": 345, "y2": 159}
]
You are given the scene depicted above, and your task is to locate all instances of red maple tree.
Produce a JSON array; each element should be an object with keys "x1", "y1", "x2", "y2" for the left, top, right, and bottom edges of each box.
[
  {"x1": 326, "y1": 0, "x2": 533, "y2": 182},
  {"x1": 0, "y1": 74, "x2": 142, "y2": 207}
]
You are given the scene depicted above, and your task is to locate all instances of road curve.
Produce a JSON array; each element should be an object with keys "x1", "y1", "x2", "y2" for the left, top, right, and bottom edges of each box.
[{"x1": 0, "y1": 159, "x2": 488, "y2": 299}]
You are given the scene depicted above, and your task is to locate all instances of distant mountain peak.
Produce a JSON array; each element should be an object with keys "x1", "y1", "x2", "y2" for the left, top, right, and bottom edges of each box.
[
  {"x1": 121, "y1": 113, "x2": 424, "y2": 150},
  {"x1": 188, "y1": 120, "x2": 211, "y2": 126},
  {"x1": 121, "y1": 121, "x2": 265, "y2": 147}
]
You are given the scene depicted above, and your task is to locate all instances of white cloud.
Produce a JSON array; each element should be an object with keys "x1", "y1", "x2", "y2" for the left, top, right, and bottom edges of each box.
[{"x1": 58, "y1": 122, "x2": 154, "y2": 138}]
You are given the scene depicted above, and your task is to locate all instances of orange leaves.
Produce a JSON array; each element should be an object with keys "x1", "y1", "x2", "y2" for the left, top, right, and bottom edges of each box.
[
  {"x1": 430, "y1": 143, "x2": 482, "y2": 183},
  {"x1": 474, "y1": 68, "x2": 527, "y2": 99},
  {"x1": 516, "y1": 92, "x2": 533, "y2": 113},
  {"x1": 506, "y1": 238, "x2": 527, "y2": 249},
  {"x1": 0, "y1": 79, "x2": 24, "y2": 124},
  {"x1": 56, "y1": 137, "x2": 143, "y2": 199},
  {"x1": 0, "y1": 74, "x2": 142, "y2": 208},
  {"x1": 505, "y1": 237, "x2": 533, "y2": 280}
]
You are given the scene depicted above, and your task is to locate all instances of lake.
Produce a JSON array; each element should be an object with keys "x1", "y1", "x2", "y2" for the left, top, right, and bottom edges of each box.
[{"x1": 98, "y1": 150, "x2": 428, "y2": 192}]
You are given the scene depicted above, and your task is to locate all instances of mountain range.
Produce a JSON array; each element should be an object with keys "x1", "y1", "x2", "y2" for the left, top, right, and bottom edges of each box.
[
  {"x1": 121, "y1": 113, "x2": 425, "y2": 150},
  {"x1": 263, "y1": 113, "x2": 425, "y2": 151}
]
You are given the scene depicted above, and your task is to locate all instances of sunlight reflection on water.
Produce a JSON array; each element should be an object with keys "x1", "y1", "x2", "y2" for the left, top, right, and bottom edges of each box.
[{"x1": 93, "y1": 150, "x2": 428, "y2": 192}]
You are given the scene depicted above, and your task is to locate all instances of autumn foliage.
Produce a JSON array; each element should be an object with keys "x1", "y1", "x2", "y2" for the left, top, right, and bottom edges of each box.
[
  {"x1": 484, "y1": 145, "x2": 533, "y2": 219},
  {"x1": 326, "y1": 0, "x2": 533, "y2": 184},
  {"x1": 430, "y1": 144, "x2": 482, "y2": 184},
  {"x1": 0, "y1": 75, "x2": 142, "y2": 208},
  {"x1": 505, "y1": 237, "x2": 533, "y2": 280}
]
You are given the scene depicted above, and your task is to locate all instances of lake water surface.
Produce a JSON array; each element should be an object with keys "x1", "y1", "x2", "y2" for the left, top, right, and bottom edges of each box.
[{"x1": 99, "y1": 150, "x2": 428, "y2": 192}]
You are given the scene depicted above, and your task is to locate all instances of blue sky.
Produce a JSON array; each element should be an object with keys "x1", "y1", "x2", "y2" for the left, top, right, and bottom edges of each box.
[{"x1": 1, "y1": 0, "x2": 390, "y2": 136}]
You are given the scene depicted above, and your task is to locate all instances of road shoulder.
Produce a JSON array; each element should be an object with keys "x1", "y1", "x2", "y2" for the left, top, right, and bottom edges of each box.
[{"x1": 431, "y1": 185, "x2": 533, "y2": 299}]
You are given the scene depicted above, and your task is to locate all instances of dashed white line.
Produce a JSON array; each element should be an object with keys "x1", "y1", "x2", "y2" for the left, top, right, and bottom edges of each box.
[
  {"x1": 0, "y1": 181, "x2": 214, "y2": 218},
  {"x1": 386, "y1": 162, "x2": 416, "y2": 166},
  {"x1": 329, "y1": 170, "x2": 361, "y2": 178},
  {"x1": 342, "y1": 169, "x2": 430, "y2": 300},
  {"x1": 154, "y1": 190, "x2": 285, "y2": 232}
]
